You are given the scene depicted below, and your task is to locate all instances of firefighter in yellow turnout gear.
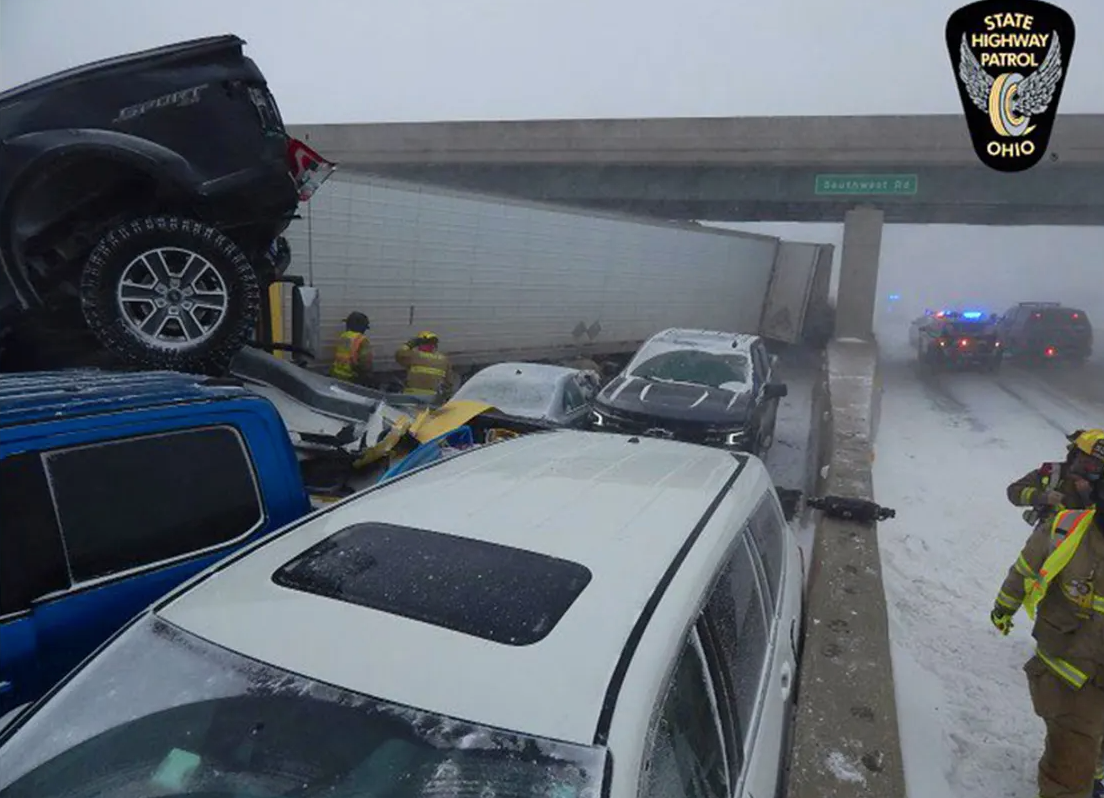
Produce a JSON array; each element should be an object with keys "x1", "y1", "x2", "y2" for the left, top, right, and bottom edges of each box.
[
  {"x1": 994, "y1": 487, "x2": 1104, "y2": 798},
  {"x1": 329, "y1": 312, "x2": 373, "y2": 385},
  {"x1": 1007, "y1": 430, "x2": 1104, "y2": 527},
  {"x1": 395, "y1": 331, "x2": 455, "y2": 398}
]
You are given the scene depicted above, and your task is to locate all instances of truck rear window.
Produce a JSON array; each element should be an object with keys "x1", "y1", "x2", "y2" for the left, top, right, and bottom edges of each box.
[{"x1": 272, "y1": 523, "x2": 592, "y2": 646}]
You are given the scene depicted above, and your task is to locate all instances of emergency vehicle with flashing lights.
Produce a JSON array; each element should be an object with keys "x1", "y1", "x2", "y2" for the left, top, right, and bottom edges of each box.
[{"x1": 916, "y1": 309, "x2": 1003, "y2": 371}]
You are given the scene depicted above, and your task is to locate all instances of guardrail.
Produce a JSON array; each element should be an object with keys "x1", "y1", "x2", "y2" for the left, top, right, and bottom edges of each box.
[{"x1": 786, "y1": 339, "x2": 905, "y2": 798}]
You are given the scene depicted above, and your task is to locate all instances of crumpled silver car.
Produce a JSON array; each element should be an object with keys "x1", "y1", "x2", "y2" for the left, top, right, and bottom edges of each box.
[{"x1": 451, "y1": 361, "x2": 599, "y2": 428}]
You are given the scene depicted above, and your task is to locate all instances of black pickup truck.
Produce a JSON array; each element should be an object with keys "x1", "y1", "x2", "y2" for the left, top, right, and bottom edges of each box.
[{"x1": 0, "y1": 35, "x2": 334, "y2": 374}]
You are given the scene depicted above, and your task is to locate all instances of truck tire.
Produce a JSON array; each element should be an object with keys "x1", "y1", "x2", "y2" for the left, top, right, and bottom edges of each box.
[{"x1": 81, "y1": 216, "x2": 260, "y2": 374}]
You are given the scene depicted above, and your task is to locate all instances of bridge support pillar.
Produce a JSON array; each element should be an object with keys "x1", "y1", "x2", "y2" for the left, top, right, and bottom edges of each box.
[{"x1": 835, "y1": 207, "x2": 884, "y2": 341}]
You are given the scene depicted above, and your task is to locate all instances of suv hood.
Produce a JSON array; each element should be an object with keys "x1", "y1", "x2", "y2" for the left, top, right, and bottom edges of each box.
[{"x1": 595, "y1": 375, "x2": 752, "y2": 425}]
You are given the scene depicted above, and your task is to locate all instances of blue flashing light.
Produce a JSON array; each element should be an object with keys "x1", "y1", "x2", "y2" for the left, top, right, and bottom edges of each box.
[
  {"x1": 888, "y1": 294, "x2": 900, "y2": 300},
  {"x1": 962, "y1": 311, "x2": 984, "y2": 319}
]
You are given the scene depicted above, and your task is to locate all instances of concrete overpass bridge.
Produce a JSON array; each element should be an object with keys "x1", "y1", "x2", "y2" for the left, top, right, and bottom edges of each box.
[
  {"x1": 286, "y1": 114, "x2": 1104, "y2": 339},
  {"x1": 287, "y1": 115, "x2": 1104, "y2": 226}
]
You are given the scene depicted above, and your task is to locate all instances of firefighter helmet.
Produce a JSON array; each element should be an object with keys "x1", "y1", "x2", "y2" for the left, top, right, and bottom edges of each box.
[
  {"x1": 1069, "y1": 429, "x2": 1104, "y2": 461},
  {"x1": 416, "y1": 331, "x2": 439, "y2": 344},
  {"x1": 345, "y1": 311, "x2": 370, "y2": 333}
]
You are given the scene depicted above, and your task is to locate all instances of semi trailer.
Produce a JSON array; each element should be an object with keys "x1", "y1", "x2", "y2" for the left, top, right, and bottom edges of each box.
[{"x1": 276, "y1": 172, "x2": 834, "y2": 374}]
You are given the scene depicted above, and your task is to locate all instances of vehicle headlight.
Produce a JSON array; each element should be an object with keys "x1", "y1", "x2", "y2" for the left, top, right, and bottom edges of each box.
[
  {"x1": 725, "y1": 429, "x2": 750, "y2": 447},
  {"x1": 705, "y1": 427, "x2": 749, "y2": 447}
]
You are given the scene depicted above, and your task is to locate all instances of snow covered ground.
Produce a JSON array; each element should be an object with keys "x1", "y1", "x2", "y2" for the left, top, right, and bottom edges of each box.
[{"x1": 874, "y1": 333, "x2": 1104, "y2": 798}]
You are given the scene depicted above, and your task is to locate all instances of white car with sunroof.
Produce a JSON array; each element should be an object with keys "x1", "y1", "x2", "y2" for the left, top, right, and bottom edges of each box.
[{"x1": 0, "y1": 430, "x2": 804, "y2": 798}]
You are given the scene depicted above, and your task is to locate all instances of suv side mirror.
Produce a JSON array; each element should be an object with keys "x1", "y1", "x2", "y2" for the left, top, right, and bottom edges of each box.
[{"x1": 764, "y1": 383, "x2": 789, "y2": 400}]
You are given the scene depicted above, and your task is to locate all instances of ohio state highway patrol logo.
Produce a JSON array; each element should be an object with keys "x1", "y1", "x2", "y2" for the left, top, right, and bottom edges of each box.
[{"x1": 946, "y1": 0, "x2": 1075, "y2": 172}]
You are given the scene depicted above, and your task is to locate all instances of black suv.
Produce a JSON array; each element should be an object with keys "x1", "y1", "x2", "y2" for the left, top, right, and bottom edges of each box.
[
  {"x1": 588, "y1": 328, "x2": 788, "y2": 455},
  {"x1": 0, "y1": 35, "x2": 334, "y2": 373},
  {"x1": 916, "y1": 311, "x2": 1003, "y2": 371},
  {"x1": 997, "y1": 302, "x2": 1093, "y2": 364}
]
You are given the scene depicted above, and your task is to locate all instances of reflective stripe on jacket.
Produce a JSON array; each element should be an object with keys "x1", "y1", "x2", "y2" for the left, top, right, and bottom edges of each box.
[
  {"x1": 1022, "y1": 509, "x2": 1096, "y2": 618},
  {"x1": 395, "y1": 345, "x2": 451, "y2": 396},
  {"x1": 330, "y1": 331, "x2": 372, "y2": 381},
  {"x1": 997, "y1": 508, "x2": 1104, "y2": 689}
]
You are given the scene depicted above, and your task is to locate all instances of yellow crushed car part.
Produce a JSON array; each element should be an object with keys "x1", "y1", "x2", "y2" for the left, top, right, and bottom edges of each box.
[{"x1": 411, "y1": 400, "x2": 496, "y2": 443}]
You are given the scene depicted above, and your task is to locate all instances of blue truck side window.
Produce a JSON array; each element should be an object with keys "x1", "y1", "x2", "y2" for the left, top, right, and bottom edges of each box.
[
  {"x1": 0, "y1": 453, "x2": 69, "y2": 616},
  {"x1": 44, "y1": 426, "x2": 264, "y2": 583}
]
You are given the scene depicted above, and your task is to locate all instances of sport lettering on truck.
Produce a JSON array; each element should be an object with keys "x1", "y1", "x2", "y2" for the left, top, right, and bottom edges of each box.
[{"x1": 114, "y1": 84, "x2": 208, "y2": 122}]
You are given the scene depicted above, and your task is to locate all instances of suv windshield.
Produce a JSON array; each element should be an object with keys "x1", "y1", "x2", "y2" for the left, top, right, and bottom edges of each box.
[
  {"x1": 0, "y1": 617, "x2": 606, "y2": 798},
  {"x1": 630, "y1": 350, "x2": 749, "y2": 390}
]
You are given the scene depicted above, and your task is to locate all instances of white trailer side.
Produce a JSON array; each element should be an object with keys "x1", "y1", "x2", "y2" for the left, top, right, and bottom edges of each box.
[{"x1": 283, "y1": 173, "x2": 784, "y2": 369}]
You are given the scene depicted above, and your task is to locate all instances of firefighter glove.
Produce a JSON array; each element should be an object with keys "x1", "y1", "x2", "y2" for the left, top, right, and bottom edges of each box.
[
  {"x1": 991, "y1": 608, "x2": 1014, "y2": 636},
  {"x1": 1039, "y1": 489, "x2": 1065, "y2": 506}
]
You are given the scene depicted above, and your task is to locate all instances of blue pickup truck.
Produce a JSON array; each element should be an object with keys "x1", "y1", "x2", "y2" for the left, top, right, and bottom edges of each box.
[{"x1": 0, "y1": 369, "x2": 312, "y2": 715}]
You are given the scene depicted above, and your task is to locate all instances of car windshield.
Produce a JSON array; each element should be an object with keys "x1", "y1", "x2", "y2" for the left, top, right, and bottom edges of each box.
[
  {"x1": 453, "y1": 376, "x2": 556, "y2": 418},
  {"x1": 0, "y1": 617, "x2": 606, "y2": 798},
  {"x1": 629, "y1": 350, "x2": 749, "y2": 390}
]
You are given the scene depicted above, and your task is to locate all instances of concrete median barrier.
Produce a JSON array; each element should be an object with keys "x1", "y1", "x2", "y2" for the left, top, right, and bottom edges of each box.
[{"x1": 786, "y1": 339, "x2": 905, "y2": 798}]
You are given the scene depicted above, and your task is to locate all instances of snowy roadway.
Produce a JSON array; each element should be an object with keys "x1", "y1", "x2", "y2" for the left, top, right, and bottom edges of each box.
[{"x1": 875, "y1": 336, "x2": 1104, "y2": 798}]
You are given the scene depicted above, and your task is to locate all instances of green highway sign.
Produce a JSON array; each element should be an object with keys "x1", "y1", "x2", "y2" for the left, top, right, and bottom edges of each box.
[{"x1": 814, "y1": 174, "x2": 919, "y2": 196}]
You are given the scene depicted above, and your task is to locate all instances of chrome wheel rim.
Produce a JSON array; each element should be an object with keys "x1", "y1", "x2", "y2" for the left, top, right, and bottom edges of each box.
[{"x1": 115, "y1": 247, "x2": 228, "y2": 349}]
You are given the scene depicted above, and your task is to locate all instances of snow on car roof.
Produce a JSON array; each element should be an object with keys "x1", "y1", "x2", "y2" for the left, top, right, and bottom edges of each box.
[
  {"x1": 0, "y1": 369, "x2": 249, "y2": 429},
  {"x1": 452, "y1": 362, "x2": 581, "y2": 419},
  {"x1": 470, "y1": 362, "x2": 582, "y2": 381},
  {"x1": 648, "y1": 328, "x2": 757, "y2": 352},
  {"x1": 157, "y1": 430, "x2": 747, "y2": 745}
]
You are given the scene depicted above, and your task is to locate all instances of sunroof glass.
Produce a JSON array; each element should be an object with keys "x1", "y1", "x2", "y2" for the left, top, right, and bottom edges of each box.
[{"x1": 272, "y1": 523, "x2": 593, "y2": 646}]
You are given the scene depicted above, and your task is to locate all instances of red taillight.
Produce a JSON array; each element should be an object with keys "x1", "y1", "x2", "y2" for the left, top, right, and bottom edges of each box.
[
  {"x1": 1073, "y1": 313, "x2": 1080, "y2": 319},
  {"x1": 287, "y1": 138, "x2": 337, "y2": 201},
  {"x1": 1045, "y1": 346, "x2": 1056, "y2": 357},
  {"x1": 958, "y1": 338, "x2": 970, "y2": 348}
]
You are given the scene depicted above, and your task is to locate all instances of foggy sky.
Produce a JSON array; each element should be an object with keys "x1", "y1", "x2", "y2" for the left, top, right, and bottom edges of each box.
[
  {"x1": 3, "y1": 0, "x2": 1103, "y2": 329},
  {"x1": 712, "y1": 223, "x2": 1104, "y2": 333},
  {"x1": 4, "y1": 0, "x2": 1104, "y2": 121}
]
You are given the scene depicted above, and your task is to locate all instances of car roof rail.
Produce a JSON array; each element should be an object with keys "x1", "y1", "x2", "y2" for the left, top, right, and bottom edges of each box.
[{"x1": 1018, "y1": 301, "x2": 1062, "y2": 307}]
